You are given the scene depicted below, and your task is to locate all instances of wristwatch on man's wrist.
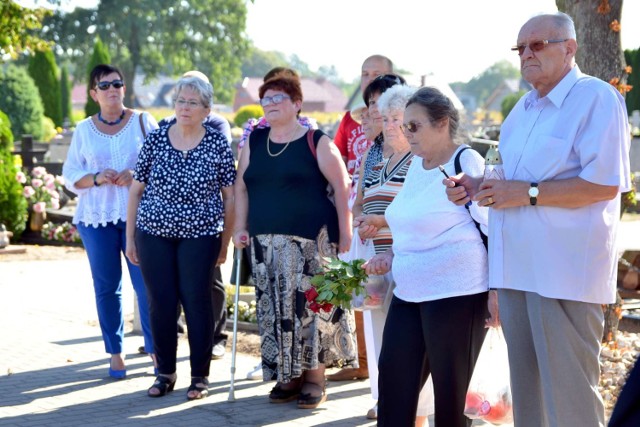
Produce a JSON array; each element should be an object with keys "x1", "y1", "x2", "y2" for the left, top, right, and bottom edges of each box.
[{"x1": 528, "y1": 182, "x2": 539, "y2": 206}]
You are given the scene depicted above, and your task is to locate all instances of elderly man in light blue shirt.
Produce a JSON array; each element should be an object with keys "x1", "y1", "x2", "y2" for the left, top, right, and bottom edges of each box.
[{"x1": 445, "y1": 12, "x2": 630, "y2": 427}]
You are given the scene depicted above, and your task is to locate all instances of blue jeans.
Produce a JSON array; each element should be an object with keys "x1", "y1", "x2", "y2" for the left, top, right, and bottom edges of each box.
[{"x1": 77, "y1": 220, "x2": 154, "y2": 355}]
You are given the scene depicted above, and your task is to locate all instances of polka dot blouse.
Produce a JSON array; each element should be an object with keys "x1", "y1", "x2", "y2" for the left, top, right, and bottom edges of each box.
[{"x1": 133, "y1": 124, "x2": 236, "y2": 239}]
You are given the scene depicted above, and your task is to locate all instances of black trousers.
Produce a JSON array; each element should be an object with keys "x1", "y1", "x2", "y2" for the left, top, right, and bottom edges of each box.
[
  {"x1": 378, "y1": 293, "x2": 488, "y2": 427},
  {"x1": 176, "y1": 267, "x2": 227, "y2": 346},
  {"x1": 136, "y1": 230, "x2": 221, "y2": 377},
  {"x1": 211, "y1": 267, "x2": 228, "y2": 346}
]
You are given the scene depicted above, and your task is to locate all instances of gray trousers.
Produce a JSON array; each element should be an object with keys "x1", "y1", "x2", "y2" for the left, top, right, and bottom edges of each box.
[{"x1": 499, "y1": 289, "x2": 605, "y2": 427}]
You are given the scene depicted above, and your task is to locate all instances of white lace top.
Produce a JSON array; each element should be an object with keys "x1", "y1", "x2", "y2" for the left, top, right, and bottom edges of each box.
[{"x1": 62, "y1": 111, "x2": 158, "y2": 227}]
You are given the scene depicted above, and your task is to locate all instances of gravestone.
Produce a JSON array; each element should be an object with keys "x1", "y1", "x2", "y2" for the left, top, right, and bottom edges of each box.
[{"x1": 47, "y1": 130, "x2": 73, "y2": 162}]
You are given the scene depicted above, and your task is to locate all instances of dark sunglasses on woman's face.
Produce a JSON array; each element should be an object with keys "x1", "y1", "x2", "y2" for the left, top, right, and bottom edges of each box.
[
  {"x1": 400, "y1": 121, "x2": 424, "y2": 134},
  {"x1": 96, "y1": 79, "x2": 125, "y2": 91}
]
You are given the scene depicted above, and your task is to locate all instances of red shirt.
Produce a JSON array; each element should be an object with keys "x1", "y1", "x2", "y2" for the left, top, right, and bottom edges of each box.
[{"x1": 333, "y1": 111, "x2": 370, "y2": 176}]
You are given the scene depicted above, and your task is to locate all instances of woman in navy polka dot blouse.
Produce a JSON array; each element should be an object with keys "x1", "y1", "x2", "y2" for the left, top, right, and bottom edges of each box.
[{"x1": 126, "y1": 76, "x2": 236, "y2": 400}]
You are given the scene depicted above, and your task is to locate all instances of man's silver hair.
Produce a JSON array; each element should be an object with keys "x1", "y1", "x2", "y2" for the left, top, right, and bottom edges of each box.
[
  {"x1": 533, "y1": 12, "x2": 576, "y2": 40},
  {"x1": 172, "y1": 76, "x2": 213, "y2": 108},
  {"x1": 377, "y1": 84, "x2": 417, "y2": 116}
]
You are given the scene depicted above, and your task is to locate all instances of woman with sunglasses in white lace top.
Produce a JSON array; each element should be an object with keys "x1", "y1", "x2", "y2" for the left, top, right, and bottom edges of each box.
[{"x1": 63, "y1": 64, "x2": 158, "y2": 380}]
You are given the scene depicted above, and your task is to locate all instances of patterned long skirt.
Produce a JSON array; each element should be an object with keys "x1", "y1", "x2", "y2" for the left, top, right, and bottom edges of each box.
[{"x1": 250, "y1": 227, "x2": 358, "y2": 383}]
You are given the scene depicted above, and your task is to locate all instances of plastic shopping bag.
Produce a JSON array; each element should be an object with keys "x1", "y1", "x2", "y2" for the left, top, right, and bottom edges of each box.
[
  {"x1": 464, "y1": 326, "x2": 513, "y2": 425},
  {"x1": 339, "y1": 234, "x2": 389, "y2": 310}
]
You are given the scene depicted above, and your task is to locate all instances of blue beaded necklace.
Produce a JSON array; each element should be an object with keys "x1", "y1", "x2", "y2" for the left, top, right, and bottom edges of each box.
[{"x1": 98, "y1": 110, "x2": 126, "y2": 126}]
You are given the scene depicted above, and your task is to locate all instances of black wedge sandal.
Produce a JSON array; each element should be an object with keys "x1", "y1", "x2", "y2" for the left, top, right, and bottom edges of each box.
[
  {"x1": 147, "y1": 375, "x2": 176, "y2": 398},
  {"x1": 269, "y1": 383, "x2": 301, "y2": 403},
  {"x1": 297, "y1": 381, "x2": 327, "y2": 409},
  {"x1": 187, "y1": 377, "x2": 209, "y2": 400}
]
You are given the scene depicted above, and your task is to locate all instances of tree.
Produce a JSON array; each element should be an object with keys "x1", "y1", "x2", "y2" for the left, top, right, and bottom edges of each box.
[
  {"x1": 462, "y1": 60, "x2": 520, "y2": 107},
  {"x1": 0, "y1": 1, "x2": 51, "y2": 61},
  {"x1": 241, "y1": 48, "x2": 288, "y2": 78},
  {"x1": 0, "y1": 65, "x2": 45, "y2": 140},
  {"x1": 60, "y1": 64, "x2": 73, "y2": 125},
  {"x1": 84, "y1": 36, "x2": 111, "y2": 118},
  {"x1": 0, "y1": 110, "x2": 28, "y2": 239},
  {"x1": 557, "y1": 0, "x2": 627, "y2": 85},
  {"x1": 28, "y1": 49, "x2": 62, "y2": 127},
  {"x1": 500, "y1": 90, "x2": 526, "y2": 120},
  {"x1": 42, "y1": 0, "x2": 250, "y2": 106}
]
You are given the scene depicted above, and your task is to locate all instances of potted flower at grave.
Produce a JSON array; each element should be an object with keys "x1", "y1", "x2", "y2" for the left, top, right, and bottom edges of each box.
[{"x1": 16, "y1": 166, "x2": 65, "y2": 231}]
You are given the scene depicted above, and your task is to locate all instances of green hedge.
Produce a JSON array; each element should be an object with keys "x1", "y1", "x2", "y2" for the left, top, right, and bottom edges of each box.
[
  {"x1": 0, "y1": 110, "x2": 27, "y2": 239},
  {"x1": 0, "y1": 65, "x2": 44, "y2": 140}
]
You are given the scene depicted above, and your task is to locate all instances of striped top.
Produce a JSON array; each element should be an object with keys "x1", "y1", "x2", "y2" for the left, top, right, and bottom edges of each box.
[{"x1": 362, "y1": 151, "x2": 414, "y2": 254}]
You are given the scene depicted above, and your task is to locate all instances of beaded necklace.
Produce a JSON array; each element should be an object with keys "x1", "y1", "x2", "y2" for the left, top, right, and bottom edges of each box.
[{"x1": 98, "y1": 110, "x2": 126, "y2": 126}]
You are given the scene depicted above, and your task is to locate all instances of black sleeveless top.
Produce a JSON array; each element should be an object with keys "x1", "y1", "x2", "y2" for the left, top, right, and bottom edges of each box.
[{"x1": 243, "y1": 127, "x2": 339, "y2": 243}]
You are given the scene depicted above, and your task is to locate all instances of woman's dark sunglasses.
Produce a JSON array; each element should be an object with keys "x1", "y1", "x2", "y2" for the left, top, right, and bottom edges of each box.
[
  {"x1": 96, "y1": 79, "x2": 124, "y2": 91},
  {"x1": 401, "y1": 121, "x2": 424, "y2": 134}
]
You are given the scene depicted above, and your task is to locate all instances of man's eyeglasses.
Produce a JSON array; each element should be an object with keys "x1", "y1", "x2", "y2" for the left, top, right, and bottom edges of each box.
[
  {"x1": 260, "y1": 94, "x2": 291, "y2": 107},
  {"x1": 511, "y1": 39, "x2": 568, "y2": 56},
  {"x1": 96, "y1": 79, "x2": 124, "y2": 90},
  {"x1": 400, "y1": 121, "x2": 424, "y2": 134},
  {"x1": 175, "y1": 99, "x2": 203, "y2": 108}
]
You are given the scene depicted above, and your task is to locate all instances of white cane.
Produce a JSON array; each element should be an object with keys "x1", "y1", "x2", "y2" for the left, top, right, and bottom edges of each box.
[{"x1": 228, "y1": 247, "x2": 243, "y2": 401}]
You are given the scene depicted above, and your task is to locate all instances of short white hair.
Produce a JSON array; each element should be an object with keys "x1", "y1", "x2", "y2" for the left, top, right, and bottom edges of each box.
[
  {"x1": 172, "y1": 76, "x2": 213, "y2": 108},
  {"x1": 377, "y1": 84, "x2": 417, "y2": 116},
  {"x1": 530, "y1": 12, "x2": 576, "y2": 39}
]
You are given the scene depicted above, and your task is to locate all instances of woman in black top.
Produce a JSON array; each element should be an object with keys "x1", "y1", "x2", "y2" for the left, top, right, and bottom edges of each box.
[
  {"x1": 126, "y1": 76, "x2": 236, "y2": 400},
  {"x1": 233, "y1": 74, "x2": 356, "y2": 409}
]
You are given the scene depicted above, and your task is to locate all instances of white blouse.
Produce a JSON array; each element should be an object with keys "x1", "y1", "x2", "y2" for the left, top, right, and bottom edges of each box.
[
  {"x1": 63, "y1": 111, "x2": 158, "y2": 227},
  {"x1": 385, "y1": 146, "x2": 489, "y2": 302}
]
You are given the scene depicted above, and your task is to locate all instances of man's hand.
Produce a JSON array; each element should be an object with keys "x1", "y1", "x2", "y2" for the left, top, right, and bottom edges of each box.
[
  {"x1": 475, "y1": 180, "x2": 529, "y2": 209},
  {"x1": 485, "y1": 290, "x2": 500, "y2": 328}
]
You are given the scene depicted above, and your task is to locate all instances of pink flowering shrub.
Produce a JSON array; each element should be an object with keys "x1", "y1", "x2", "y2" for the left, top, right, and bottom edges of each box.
[{"x1": 16, "y1": 166, "x2": 65, "y2": 210}]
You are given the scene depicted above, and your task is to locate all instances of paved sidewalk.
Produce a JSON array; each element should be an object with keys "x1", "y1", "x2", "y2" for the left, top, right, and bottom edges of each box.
[
  {"x1": 0, "y1": 256, "x2": 378, "y2": 427},
  {"x1": 0, "y1": 254, "x2": 508, "y2": 426}
]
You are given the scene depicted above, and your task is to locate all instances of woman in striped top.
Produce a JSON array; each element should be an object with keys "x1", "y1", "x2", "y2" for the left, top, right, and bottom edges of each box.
[{"x1": 354, "y1": 84, "x2": 436, "y2": 426}]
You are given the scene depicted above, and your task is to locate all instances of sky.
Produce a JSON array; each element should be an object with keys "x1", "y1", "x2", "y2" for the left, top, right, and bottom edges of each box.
[
  {"x1": 19, "y1": 0, "x2": 640, "y2": 84},
  {"x1": 245, "y1": 0, "x2": 640, "y2": 83}
]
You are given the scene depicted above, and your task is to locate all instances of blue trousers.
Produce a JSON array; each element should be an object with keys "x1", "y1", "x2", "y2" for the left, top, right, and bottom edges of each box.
[
  {"x1": 77, "y1": 220, "x2": 154, "y2": 355},
  {"x1": 135, "y1": 229, "x2": 221, "y2": 377}
]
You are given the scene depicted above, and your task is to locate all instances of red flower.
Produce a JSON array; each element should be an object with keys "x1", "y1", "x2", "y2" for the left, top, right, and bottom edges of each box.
[
  {"x1": 320, "y1": 302, "x2": 333, "y2": 312},
  {"x1": 309, "y1": 302, "x2": 322, "y2": 313},
  {"x1": 304, "y1": 288, "x2": 319, "y2": 302}
]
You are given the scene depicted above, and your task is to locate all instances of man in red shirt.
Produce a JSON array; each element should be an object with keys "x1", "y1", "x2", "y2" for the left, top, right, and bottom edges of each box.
[
  {"x1": 334, "y1": 55, "x2": 394, "y2": 178},
  {"x1": 328, "y1": 55, "x2": 394, "y2": 382}
]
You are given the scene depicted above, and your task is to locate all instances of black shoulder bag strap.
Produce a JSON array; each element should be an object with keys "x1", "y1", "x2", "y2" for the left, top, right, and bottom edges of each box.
[{"x1": 454, "y1": 147, "x2": 488, "y2": 251}]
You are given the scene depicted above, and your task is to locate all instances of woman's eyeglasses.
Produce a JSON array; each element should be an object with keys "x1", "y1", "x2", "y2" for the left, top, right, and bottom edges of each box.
[
  {"x1": 96, "y1": 79, "x2": 124, "y2": 91},
  {"x1": 511, "y1": 39, "x2": 568, "y2": 56},
  {"x1": 400, "y1": 121, "x2": 424, "y2": 134},
  {"x1": 175, "y1": 99, "x2": 203, "y2": 108},
  {"x1": 260, "y1": 94, "x2": 291, "y2": 107}
]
